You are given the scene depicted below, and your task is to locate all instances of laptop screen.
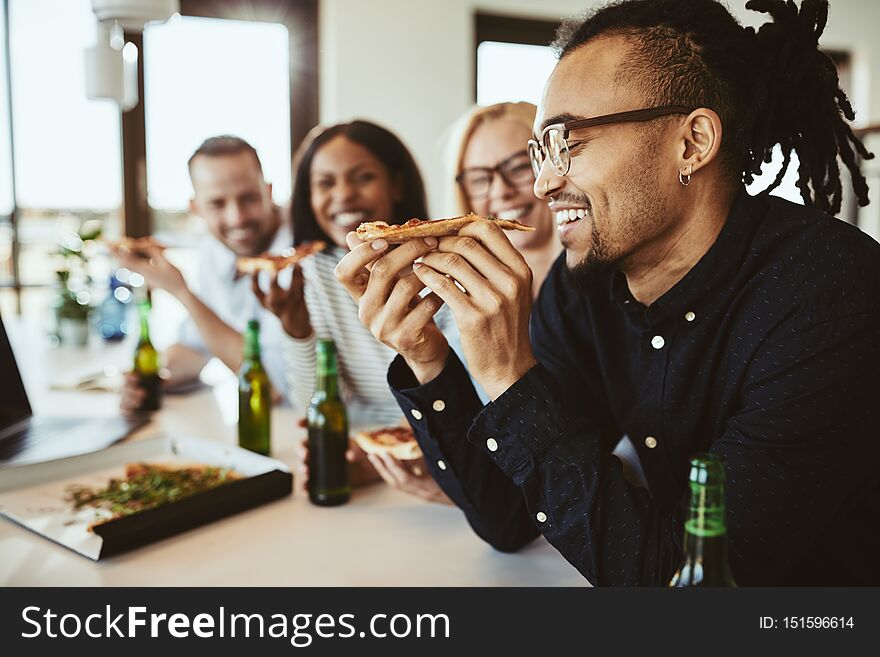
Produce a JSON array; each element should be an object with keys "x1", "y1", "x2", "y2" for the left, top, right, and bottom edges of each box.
[{"x1": 0, "y1": 311, "x2": 33, "y2": 429}]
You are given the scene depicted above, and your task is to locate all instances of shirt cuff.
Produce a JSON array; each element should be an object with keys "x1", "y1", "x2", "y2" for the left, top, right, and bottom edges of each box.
[
  {"x1": 467, "y1": 364, "x2": 575, "y2": 484},
  {"x1": 388, "y1": 348, "x2": 483, "y2": 422},
  {"x1": 387, "y1": 349, "x2": 484, "y2": 478}
]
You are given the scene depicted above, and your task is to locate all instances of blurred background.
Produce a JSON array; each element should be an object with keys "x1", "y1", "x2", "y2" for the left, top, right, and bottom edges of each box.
[{"x1": 1, "y1": 0, "x2": 878, "y2": 347}]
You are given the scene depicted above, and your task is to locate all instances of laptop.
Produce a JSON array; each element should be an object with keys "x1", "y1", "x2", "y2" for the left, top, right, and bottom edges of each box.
[{"x1": 0, "y1": 312, "x2": 149, "y2": 467}]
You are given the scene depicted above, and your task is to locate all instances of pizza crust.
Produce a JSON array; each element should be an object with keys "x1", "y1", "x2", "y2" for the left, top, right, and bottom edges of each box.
[
  {"x1": 353, "y1": 426, "x2": 423, "y2": 461},
  {"x1": 356, "y1": 213, "x2": 535, "y2": 243},
  {"x1": 236, "y1": 241, "x2": 326, "y2": 274},
  {"x1": 106, "y1": 236, "x2": 167, "y2": 255}
]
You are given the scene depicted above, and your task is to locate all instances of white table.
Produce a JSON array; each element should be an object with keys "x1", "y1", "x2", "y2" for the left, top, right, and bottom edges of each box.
[{"x1": 0, "y1": 317, "x2": 585, "y2": 586}]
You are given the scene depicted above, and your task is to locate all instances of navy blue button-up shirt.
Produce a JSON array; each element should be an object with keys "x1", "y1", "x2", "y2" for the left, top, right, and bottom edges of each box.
[{"x1": 388, "y1": 189, "x2": 880, "y2": 586}]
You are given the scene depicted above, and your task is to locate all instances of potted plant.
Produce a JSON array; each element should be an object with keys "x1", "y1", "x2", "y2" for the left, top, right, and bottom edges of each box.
[{"x1": 53, "y1": 220, "x2": 102, "y2": 347}]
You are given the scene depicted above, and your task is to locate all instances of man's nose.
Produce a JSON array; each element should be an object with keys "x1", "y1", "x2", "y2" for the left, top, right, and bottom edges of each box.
[
  {"x1": 224, "y1": 201, "x2": 247, "y2": 226},
  {"x1": 533, "y1": 162, "x2": 562, "y2": 200}
]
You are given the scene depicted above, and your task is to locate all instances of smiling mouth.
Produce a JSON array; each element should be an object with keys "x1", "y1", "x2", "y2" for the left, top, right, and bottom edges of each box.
[
  {"x1": 554, "y1": 207, "x2": 591, "y2": 227},
  {"x1": 332, "y1": 211, "x2": 369, "y2": 228},
  {"x1": 491, "y1": 204, "x2": 532, "y2": 222},
  {"x1": 225, "y1": 227, "x2": 259, "y2": 241}
]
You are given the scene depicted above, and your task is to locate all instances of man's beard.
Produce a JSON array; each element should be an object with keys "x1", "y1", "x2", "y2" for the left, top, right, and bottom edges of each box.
[
  {"x1": 563, "y1": 220, "x2": 617, "y2": 291},
  {"x1": 563, "y1": 149, "x2": 668, "y2": 291}
]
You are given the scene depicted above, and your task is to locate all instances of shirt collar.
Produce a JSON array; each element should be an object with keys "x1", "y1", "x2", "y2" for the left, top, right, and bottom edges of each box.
[{"x1": 609, "y1": 187, "x2": 763, "y2": 323}]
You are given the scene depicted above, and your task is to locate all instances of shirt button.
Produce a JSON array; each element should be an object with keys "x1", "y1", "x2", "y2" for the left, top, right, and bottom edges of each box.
[
  {"x1": 486, "y1": 438, "x2": 499, "y2": 452},
  {"x1": 437, "y1": 460, "x2": 447, "y2": 471},
  {"x1": 432, "y1": 399, "x2": 446, "y2": 412},
  {"x1": 685, "y1": 311, "x2": 696, "y2": 322},
  {"x1": 651, "y1": 335, "x2": 665, "y2": 349},
  {"x1": 645, "y1": 436, "x2": 658, "y2": 449},
  {"x1": 410, "y1": 409, "x2": 423, "y2": 420},
  {"x1": 536, "y1": 511, "x2": 548, "y2": 523}
]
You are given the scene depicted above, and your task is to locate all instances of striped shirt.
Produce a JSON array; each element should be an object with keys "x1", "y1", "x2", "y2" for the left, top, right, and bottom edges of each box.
[{"x1": 281, "y1": 246, "x2": 458, "y2": 425}]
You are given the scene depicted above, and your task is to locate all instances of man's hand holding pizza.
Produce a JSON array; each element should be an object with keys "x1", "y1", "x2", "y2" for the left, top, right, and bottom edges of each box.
[
  {"x1": 411, "y1": 221, "x2": 536, "y2": 400},
  {"x1": 111, "y1": 242, "x2": 188, "y2": 299},
  {"x1": 335, "y1": 235, "x2": 450, "y2": 384}
]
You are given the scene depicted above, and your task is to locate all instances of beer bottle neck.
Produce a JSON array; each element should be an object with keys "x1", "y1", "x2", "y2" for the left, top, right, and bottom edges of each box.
[
  {"x1": 681, "y1": 481, "x2": 733, "y2": 577},
  {"x1": 315, "y1": 347, "x2": 339, "y2": 399},
  {"x1": 138, "y1": 301, "x2": 151, "y2": 343},
  {"x1": 243, "y1": 327, "x2": 261, "y2": 362}
]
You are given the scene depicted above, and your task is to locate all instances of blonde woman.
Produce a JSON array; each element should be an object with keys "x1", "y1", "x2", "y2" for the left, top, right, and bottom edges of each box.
[
  {"x1": 368, "y1": 102, "x2": 562, "y2": 501},
  {"x1": 451, "y1": 102, "x2": 561, "y2": 299}
]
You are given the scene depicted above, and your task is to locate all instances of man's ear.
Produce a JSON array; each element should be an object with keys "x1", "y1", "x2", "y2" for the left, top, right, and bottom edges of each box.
[
  {"x1": 188, "y1": 198, "x2": 198, "y2": 216},
  {"x1": 677, "y1": 107, "x2": 723, "y2": 175},
  {"x1": 265, "y1": 181, "x2": 273, "y2": 201}
]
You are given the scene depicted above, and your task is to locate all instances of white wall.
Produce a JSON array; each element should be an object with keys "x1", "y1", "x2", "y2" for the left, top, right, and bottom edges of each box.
[{"x1": 319, "y1": 0, "x2": 880, "y2": 218}]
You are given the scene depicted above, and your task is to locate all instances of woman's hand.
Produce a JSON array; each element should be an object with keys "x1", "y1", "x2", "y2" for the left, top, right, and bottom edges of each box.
[
  {"x1": 294, "y1": 436, "x2": 383, "y2": 492},
  {"x1": 367, "y1": 452, "x2": 453, "y2": 505},
  {"x1": 251, "y1": 266, "x2": 312, "y2": 339}
]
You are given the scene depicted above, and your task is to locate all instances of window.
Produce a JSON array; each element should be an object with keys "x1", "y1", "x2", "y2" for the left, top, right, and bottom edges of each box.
[
  {"x1": 1, "y1": 0, "x2": 318, "y2": 316},
  {"x1": 474, "y1": 13, "x2": 559, "y2": 106},
  {"x1": 477, "y1": 41, "x2": 556, "y2": 107},
  {"x1": 6, "y1": 0, "x2": 122, "y2": 290},
  {"x1": 144, "y1": 15, "x2": 291, "y2": 230}
]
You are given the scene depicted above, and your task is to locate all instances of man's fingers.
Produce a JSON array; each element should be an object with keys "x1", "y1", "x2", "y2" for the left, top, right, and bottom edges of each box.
[
  {"x1": 345, "y1": 230, "x2": 366, "y2": 251},
  {"x1": 418, "y1": 250, "x2": 489, "y2": 298},
  {"x1": 334, "y1": 240, "x2": 388, "y2": 301},
  {"x1": 433, "y1": 234, "x2": 514, "y2": 282},
  {"x1": 384, "y1": 273, "x2": 428, "y2": 319},
  {"x1": 457, "y1": 221, "x2": 530, "y2": 278},
  {"x1": 358, "y1": 238, "x2": 438, "y2": 320},
  {"x1": 412, "y1": 263, "x2": 471, "y2": 316},
  {"x1": 392, "y1": 293, "x2": 445, "y2": 341}
]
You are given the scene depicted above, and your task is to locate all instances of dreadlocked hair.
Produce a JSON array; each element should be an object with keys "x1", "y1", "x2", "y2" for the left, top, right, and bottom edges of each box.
[{"x1": 552, "y1": 0, "x2": 873, "y2": 215}]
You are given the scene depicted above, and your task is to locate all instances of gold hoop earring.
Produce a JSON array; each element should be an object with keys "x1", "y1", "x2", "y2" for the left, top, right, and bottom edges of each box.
[{"x1": 679, "y1": 165, "x2": 693, "y2": 187}]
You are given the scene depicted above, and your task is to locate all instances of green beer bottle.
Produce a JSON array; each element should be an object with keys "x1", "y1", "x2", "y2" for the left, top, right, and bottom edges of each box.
[
  {"x1": 670, "y1": 453, "x2": 737, "y2": 586},
  {"x1": 133, "y1": 296, "x2": 161, "y2": 411},
  {"x1": 306, "y1": 339, "x2": 351, "y2": 506},
  {"x1": 238, "y1": 319, "x2": 271, "y2": 456}
]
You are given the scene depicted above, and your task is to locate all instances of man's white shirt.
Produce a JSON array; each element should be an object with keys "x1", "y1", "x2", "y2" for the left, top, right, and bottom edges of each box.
[{"x1": 176, "y1": 222, "x2": 292, "y2": 404}]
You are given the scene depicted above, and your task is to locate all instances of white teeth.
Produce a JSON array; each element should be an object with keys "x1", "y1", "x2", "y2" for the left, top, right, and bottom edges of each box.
[
  {"x1": 554, "y1": 208, "x2": 590, "y2": 226},
  {"x1": 334, "y1": 211, "x2": 367, "y2": 226},
  {"x1": 495, "y1": 206, "x2": 528, "y2": 221}
]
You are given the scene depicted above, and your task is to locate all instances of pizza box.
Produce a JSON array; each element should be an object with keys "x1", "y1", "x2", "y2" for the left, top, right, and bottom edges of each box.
[{"x1": 0, "y1": 434, "x2": 292, "y2": 560}]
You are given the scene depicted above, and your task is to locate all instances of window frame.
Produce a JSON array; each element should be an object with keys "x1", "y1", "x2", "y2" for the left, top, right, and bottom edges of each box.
[{"x1": 1, "y1": 0, "x2": 318, "y2": 312}]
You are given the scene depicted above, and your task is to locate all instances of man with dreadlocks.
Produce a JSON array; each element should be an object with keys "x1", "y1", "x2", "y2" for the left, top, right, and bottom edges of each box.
[{"x1": 335, "y1": 0, "x2": 880, "y2": 585}]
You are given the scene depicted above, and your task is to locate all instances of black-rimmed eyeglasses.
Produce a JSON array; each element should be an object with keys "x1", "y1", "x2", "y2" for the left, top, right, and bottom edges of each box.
[
  {"x1": 528, "y1": 105, "x2": 695, "y2": 178},
  {"x1": 456, "y1": 151, "x2": 535, "y2": 199}
]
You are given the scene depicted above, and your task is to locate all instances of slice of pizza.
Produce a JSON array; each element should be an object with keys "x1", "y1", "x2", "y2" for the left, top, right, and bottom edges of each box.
[
  {"x1": 356, "y1": 213, "x2": 535, "y2": 243},
  {"x1": 106, "y1": 236, "x2": 167, "y2": 255},
  {"x1": 236, "y1": 241, "x2": 326, "y2": 274},
  {"x1": 353, "y1": 425, "x2": 422, "y2": 461}
]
